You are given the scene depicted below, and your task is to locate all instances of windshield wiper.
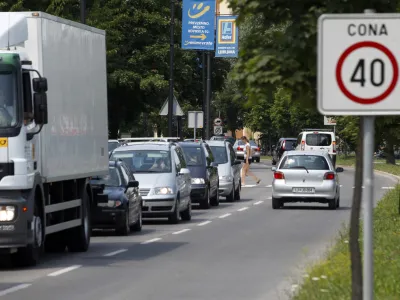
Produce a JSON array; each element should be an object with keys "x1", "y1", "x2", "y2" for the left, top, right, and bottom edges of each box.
[{"x1": 290, "y1": 166, "x2": 309, "y2": 173}]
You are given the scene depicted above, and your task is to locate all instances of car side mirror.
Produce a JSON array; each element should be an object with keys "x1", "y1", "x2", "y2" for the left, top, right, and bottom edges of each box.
[
  {"x1": 335, "y1": 167, "x2": 344, "y2": 173},
  {"x1": 128, "y1": 180, "x2": 139, "y2": 188},
  {"x1": 271, "y1": 167, "x2": 277, "y2": 171},
  {"x1": 179, "y1": 168, "x2": 191, "y2": 175},
  {"x1": 32, "y1": 77, "x2": 48, "y2": 92},
  {"x1": 34, "y1": 93, "x2": 48, "y2": 125}
]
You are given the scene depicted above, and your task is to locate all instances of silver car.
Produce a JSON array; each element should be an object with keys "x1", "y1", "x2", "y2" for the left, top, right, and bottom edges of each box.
[
  {"x1": 234, "y1": 140, "x2": 256, "y2": 161},
  {"x1": 110, "y1": 142, "x2": 192, "y2": 224},
  {"x1": 206, "y1": 140, "x2": 242, "y2": 201},
  {"x1": 271, "y1": 151, "x2": 343, "y2": 210}
]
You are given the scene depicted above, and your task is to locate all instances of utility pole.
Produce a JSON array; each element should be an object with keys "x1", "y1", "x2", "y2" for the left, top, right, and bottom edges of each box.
[
  {"x1": 202, "y1": 52, "x2": 206, "y2": 139},
  {"x1": 80, "y1": 0, "x2": 86, "y2": 24},
  {"x1": 205, "y1": 52, "x2": 212, "y2": 139},
  {"x1": 168, "y1": 0, "x2": 175, "y2": 137}
]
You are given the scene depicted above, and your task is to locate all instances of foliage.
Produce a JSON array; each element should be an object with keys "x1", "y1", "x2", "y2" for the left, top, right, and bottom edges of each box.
[{"x1": 292, "y1": 185, "x2": 400, "y2": 300}]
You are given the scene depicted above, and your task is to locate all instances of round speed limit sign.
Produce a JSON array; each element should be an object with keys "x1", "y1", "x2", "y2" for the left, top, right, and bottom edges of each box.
[{"x1": 336, "y1": 41, "x2": 399, "y2": 104}]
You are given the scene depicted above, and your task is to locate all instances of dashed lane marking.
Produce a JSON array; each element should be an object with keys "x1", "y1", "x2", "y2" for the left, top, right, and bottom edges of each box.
[
  {"x1": 253, "y1": 201, "x2": 264, "y2": 205},
  {"x1": 47, "y1": 265, "x2": 82, "y2": 277},
  {"x1": 0, "y1": 284, "x2": 31, "y2": 297},
  {"x1": 103, "y1": 249, "x2": 128, "y2": 257},
  {"x1": 237, "y1": 207, "x2": 249, "y2": 212},
  {"x1": 172, "y1": 229, "x2": 191, "y2": 235},
  {"x1": 219, "y1": 213, "x2": 231, "y2": 219},
  {"x1": 141, "y1": 238, "x2": 162, "y2": 244},
  {"x1": 197, "y1": 220, "x2": 212, "y2": 226}
]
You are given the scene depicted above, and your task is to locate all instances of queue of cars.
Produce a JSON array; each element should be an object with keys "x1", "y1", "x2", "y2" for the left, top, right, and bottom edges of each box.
[{"x1": 96, "y1": 139, "x2": 243, "y2": 234}]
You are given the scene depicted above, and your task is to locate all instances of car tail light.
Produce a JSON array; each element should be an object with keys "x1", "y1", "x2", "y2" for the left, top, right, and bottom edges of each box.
[
  {"x1": 274, "y1": 171, "x2": 285, "y2": 179},
  {"x1": 333, "y1": 141, "x2": 336, "y2": 153},
  {"x1": 237, "y1": 146, "x2": 241, "y2": 150},
  {"x1": 301, "y1": 140, "x2": 305, "y2": 151},
  {"x1": 256, "y1": 147, "x2": 260, "y2": 151},
  {"x1": 282, "y1": 140, "x2": 286, "y2": 150},
  {"x1": 324, "y1": 172, "x2": 335, "y2": 180}
]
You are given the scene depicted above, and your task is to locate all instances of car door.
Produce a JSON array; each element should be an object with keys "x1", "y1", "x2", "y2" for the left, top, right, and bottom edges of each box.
[
  {"x1": 203, "y1": 143, "x2": 218, "y2": 195},
  {"x1": 119, "y1": 165, "x2": 135, "y2": 223},
  {"x1": 172, "y1": 148, "x2": 185, "y2": 210},
  {"x1": 121, "y1": 164, "x2": 140, "y2": 223},
  {"x1": 228, "y1": 144, "x2": 240, "y2": 187},
  {"x1": 176, "y1": 146, "x2": 191, "y2": 204}
]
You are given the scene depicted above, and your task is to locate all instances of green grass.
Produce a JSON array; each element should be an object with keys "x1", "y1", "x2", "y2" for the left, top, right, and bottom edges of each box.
[
  {"x1": 292, "y1": 186, "x2": 400, "y2": 300},
  {"x1": 336, "y1": 155, "x2": 400, "y2": 176},
  {"x1": 261, "y1": 155, "x2": 272, "y2": 161}
]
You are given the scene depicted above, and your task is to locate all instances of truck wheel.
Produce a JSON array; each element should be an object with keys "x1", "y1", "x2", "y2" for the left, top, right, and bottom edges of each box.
[
  {"x1": 45, "y1": 233, "x2": 66, "y2": 253},
  {"x1": 66, "y1": 189, "x2": 91, "y2": 252},
  {"x1": 11, "y1": 203, "x2": 44, "y2": 266}
]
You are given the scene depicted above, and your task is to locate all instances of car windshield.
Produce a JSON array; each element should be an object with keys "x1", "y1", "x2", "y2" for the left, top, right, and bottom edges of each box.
[
  {"x1": 181, "y1": 146, "x2": 204, "y2": 166},
  {"x1": 91, "y1": 167, "x2": 122, "y2": 186},
  {"x1": 108, "y1": 142, "x2": 120, "y2": 152},
  {"x1": 250, "y1": 141, "x2": 257, "y2": 147},
  {"x1": 209, "y1": 146, "x2": 228, "y2": 164},
  {"x1": 306, "y1": 134, "x2": 332, "y2": 146},
  {"x1": 279, "y1": 155, "x2": 330, "y2": 170},
  {"x1": 110, "y1": 150, "x2": 172, "y2": 173},
  {"x1": 0, "y1": 70, "x2": 18, "y2": 128}
]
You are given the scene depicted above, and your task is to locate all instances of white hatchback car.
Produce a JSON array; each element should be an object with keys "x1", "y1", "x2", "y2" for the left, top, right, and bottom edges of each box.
[{"x1": 271, "y1": 151, "x2": 343, "y2": 210}]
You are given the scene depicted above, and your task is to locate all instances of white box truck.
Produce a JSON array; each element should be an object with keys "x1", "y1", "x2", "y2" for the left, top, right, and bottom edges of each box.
[{"x1": 0, "y1": 12, "x2": 109, "y2": 266}]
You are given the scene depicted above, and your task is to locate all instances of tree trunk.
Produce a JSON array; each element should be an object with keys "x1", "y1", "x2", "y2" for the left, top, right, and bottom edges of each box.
[
  {"x1": 385, "y1": 139, "x2": 395, "y2": 165},
  {"x1": 349, "y1": 117, "x2": 363, "y2": 300}
]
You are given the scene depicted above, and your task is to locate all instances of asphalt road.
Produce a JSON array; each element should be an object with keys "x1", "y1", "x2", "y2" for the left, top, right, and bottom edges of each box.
[{"x1": 0, "y1": 161, "x2": 397, "y2": 300}]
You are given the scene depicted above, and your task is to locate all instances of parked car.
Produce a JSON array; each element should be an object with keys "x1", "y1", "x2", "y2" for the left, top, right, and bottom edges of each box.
[
  {"x1": 210, "y1": 135, "x2": 235, "y2": 146},
  {"x1": 249, "y1": 140, "x2": 261, "y2": 162},
  {"x1": 179, "y1": 141, "x2": 219, "y2": 209},
  {"x1": 206, "y1": 140, "x2": 242, "y2": 201},
  {"x1": 271, "y1": 151, "x2": 343, "y2": 210},
  {"x1": 108, "y1": 139, "x2": 121, "y2": 155},
  {"x1": 109, "y1": 142, "x2": 192, "y2": 224},
  {"x1": 272, "y1": 137, "x2": 297, "y2": 165},
  {"x1": 90, "y1": 160, "x2": 142, "y2": 235},
  {"x1": 234, "y1": 140, "x2": 256, "y2": 161},
  {"x1": 295, "y1": 128, "x2": 337, "y2": 166}
]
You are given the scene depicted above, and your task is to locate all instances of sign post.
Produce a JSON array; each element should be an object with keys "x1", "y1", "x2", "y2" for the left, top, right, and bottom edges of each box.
[
  {"x1": 188, "y1": 111, "x2": 204, "y2": 141},
  {"x1": 318, "y1": 11, "x2": 400, "y2": 300}
]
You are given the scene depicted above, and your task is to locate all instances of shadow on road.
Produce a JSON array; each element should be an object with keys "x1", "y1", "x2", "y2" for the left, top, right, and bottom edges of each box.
[{"x1": 281, "y1": 205, "x2": 351, "y2": 211}]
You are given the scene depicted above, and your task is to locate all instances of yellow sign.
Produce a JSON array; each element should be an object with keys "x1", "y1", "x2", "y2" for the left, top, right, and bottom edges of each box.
[
  {"x1": 0, "y1": 138, "x2": 8, "y2": 147},
  {"x1": 189, "y1": 34, "x2": 207, "y2": 40},
  {"x1": 188, "y1": 3, "x2": 210, "y2": 19}
]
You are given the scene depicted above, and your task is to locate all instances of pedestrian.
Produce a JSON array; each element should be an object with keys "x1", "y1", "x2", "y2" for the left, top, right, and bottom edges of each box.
[{"x1": 240, "y1": 136, "x2": 261, "y2": 186}]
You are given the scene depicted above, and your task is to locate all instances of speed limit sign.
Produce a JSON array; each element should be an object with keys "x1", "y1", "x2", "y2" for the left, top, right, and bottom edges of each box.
[{"x1": 318, "y1": 14, "x2": 400, "y2": 115}]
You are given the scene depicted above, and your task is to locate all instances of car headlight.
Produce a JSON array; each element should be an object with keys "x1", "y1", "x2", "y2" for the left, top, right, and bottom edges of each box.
[
  {"x1": 107, "y1": 200, "x2": 122, "y2": 208},
  {"x1": 154, "y1": 187, "x2": 174, "y2": 195},
  {"x1": 191, "y1": 178, "x2": 205, "y2": 184},
  {"x1": 0, "y1": 206, "x2": 15, "y2": 221},
  {"x1": 219, "y1": 175, "x2": 233, "y2": 181}
]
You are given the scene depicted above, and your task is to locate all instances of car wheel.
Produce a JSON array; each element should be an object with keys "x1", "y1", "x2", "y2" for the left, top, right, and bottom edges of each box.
[
  {"x1": 272, "y1": 160, "x2": 276, "y2": 165},
  {"x1": 256, "y1": 158, "x2": 260, "y2": 163},
  {"x1": 116, "y1": 209, "x2": 130, "y2": 236},
  {"x1": 211, "y1": 183, "x2": 220, "y2": 206},
  {"x1": 131, "y1": 205, "x2": 142, "y2": 232},
  {"x1": 234, "y1": 181, "x2": 241, "y2": 201},
  {"x1": 199, "y1": 188, "x2": 211, "y2": 209},
  {"x1": 272, "y1": 197, "x2": 282, "y2": 209},
  {"x1": 226, "y1": 182, "x2": 235, "y2": 202},
  {"x1": 181, "y1": 198, "x2": 192, "y2": 221},
  {"x1": 336, "y1": 197, "x2": 340, "y2": 208},
  {"x1": 169, "y1": 199, "x2": 181, "y2": 224},
  {"x1": 328, "y1": 198, "x2": 337, "y2": 210}
]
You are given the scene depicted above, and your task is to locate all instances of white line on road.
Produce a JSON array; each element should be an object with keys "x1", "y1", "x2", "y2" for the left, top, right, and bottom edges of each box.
[
  {"x1": 352, "y1": 186, "x2": 365, "y2": 189},
  {"x1": 242, "y1": 184, "x2": 256, "y2": 188},
  {"x1": 172, "y1": 229, "x2": 191, "y2": 235},
  {"x1": 141, "y1": 238, "x2": 162, "y2": 244},
  {"x1": 340, "y1": 185, "x2": 343, "y2": 187},
  {"x1": 266, "y1": 185, "x2": 272, "y2": 188},
  {"x1": 237, "y1": 207, "x2": 249, "y2": 212},
  {"x1": 382, "y1": 187, "x2": 395, "y2": 189},
  {"x1": 219, "y1": 213, "x2": 231, "y2": 219},
  {"x1": 0, "y1": 284, "x2": 31, "y2": 297},
  {"x1": 254, "y1": 201, "x2": 264, "y2": 205},
  {"x1": 197, "y1": 220, "x2": 212, "y2": 226},
  {"x1": 47, "y1": 265, "x2": 82, "y2": 277},
  {"x1": 103, "y1": 249, "x2": 128, "y2": 257},
  {"x1": 267, "y1": 197, "x2": 272, "y2": 200}
]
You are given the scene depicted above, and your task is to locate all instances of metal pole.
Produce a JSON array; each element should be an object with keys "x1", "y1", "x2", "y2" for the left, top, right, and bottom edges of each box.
[
  {"x1": 80, "y1": 0, "x2": 86, "y2": 24},
  {"x1": 168, "y1": 0, "x2": 175, "y2": 137},
  {"x1": 206, "y1": 52, "x2": 212, "y2": 140},
  {"x1": 202, "y1": 52, "x2": 206, "y2": 139},
  {"x1": 194, "y1": 114, "x2": 197, "y2": 141},
  {"x1": 363, "y1": 116, "x2": 375, "y2": 300}
]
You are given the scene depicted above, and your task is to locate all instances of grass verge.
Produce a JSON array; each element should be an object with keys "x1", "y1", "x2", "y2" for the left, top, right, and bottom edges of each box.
[
  {"x1": 337, "y1": 155, "x2": 400, "y2": 177},
  {"x1": 292, "y1": 186, "x2": 400, "y2": 300}
]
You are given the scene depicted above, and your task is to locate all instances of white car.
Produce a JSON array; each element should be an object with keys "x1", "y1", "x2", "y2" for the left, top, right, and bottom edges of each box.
[{"x1": 271, "y1": 151, "x2": 343, "y2": 209}]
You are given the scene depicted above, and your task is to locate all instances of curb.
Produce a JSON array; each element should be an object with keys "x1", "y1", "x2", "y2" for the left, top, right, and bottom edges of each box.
[{"x1": 337, "y1": 164, "x2": 400, "y2": 182}]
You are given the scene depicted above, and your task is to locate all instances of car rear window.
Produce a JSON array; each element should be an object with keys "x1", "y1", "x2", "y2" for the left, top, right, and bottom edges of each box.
[
  {"x1": 209, "y1": 146, "x2": 228, "y2": 164},
  {"x1": 283, "y1": 139, "x2": 296, "y2": 150},
  {"x1": 305, "y1": 134, "x2": 332, "y2": 147},
  {"x1": 279, "y1": 155, "x2": 330, "y2": 170},
  {"x1": 180, "y1": 146, "x2": 204, "y2": 166}
]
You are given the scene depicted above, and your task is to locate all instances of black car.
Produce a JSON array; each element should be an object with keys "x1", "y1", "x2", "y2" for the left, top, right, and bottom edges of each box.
[
  {"x1": 179, "y1": 141, "x2": 219, "y2": 209},
  {"x1": 90, "y1": 160, "x2": 142, "y2": 235},
  {"x1": 272, "y1": 137, "x2": 297, "y2": 165}
]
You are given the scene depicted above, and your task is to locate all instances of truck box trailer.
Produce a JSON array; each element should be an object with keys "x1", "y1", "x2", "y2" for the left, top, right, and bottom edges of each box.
[{"x1": 0, "y1": 12, "x2": 109, "y2": 266}]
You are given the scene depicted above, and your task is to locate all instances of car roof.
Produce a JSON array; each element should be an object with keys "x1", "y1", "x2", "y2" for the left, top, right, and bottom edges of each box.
[
  {"x1": 279, "y1": 137, "x2": 296, "y2": 140},
  {"x1": 113, "y1": 142, "x2": 172, "y2": 152},
  {"x1": 178, "y1": 142, "x2": 204, "y2": 147},
  {"x1": 108, "y1": 139, "x2": 119, "y2": 143},
  {"x1": 206, "y1": 140, "x2": 227, "y2": 146},
  {"x1": 282, "y1": 150, "x2": 330, "y2": 157}
]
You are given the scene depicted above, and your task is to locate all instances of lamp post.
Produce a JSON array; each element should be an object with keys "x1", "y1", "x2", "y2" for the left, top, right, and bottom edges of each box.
[
  {"x1": 80, "y1": 0, "x2": 86, "y2": 24},
  {"x1": 168, "y1": 0, "x2": 175, "y2": 137}
]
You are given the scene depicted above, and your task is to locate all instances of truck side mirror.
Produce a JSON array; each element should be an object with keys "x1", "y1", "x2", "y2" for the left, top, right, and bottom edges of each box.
[
  {"x1": 34, "y1": 93, "x2": 48, "y2": 125},
  {"x1": 32, "y1": 77, "x2": 48, "y2": 93}
]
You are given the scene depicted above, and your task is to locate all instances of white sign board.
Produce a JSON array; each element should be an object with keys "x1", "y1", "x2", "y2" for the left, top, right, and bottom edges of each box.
[
  {"x1": 214, "y1": 126, "x2": 223, "y2": 135},
  {"x1": 188, "y1": 111, "x2": 203, "y2": 129},
  {"x1": 318, "y1": 14, "x2": 400, "y2": 115},
  {"x1": 214, "y1": 118, "x2": 222, "y2": 126},
  {"x1": 324, "y1": 116, "x2": 337, "y2": 125}
]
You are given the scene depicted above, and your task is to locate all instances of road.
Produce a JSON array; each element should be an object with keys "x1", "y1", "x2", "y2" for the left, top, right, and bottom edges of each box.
[{"x1": 0, "y1": 161, "x2": 396, "y2": 300}]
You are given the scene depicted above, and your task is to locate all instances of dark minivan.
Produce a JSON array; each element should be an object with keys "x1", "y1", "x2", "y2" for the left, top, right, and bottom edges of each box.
[
  {"x1": 179, "y1": 142, "x2": 219, "y2": 209},
  {"x1": 272, "y1": 137, "x2": 297, "y2": 165}
]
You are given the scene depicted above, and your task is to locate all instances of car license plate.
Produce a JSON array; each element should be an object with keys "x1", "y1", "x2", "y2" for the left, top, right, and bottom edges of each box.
[{"x1": 292, "y1": 187, "x2": 315, "y2": 193}]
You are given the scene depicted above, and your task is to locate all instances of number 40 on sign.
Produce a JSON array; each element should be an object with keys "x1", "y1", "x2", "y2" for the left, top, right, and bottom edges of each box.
[{"x1": 318, "y1": 14, "x2": 400, "y2": 115}]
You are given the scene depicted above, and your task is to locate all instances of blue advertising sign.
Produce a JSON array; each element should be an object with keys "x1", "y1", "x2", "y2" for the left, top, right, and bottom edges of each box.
[
  {"x1": 181, "y1": 0, "x2": 216, "y2": 50},
  {"x1": 215, "y1": 15, "x2": 239, "y2": 58}
]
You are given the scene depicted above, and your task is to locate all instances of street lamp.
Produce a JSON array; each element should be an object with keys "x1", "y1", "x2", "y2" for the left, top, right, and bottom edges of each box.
[{"x1": 168, "y1": 0, "x2": 175, "y2": 137}]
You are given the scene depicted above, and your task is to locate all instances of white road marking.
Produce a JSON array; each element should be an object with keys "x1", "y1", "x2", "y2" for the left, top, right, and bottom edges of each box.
[
  {"x1": 352, "y1": 186, "x2": 365, "y2": 189},
  {"x1": 340, "y1": 185, "x2": 343, "y2": 187},
  {"x1": 172, "y1": 229, "x2": 191, "y2": 235},
  {"x1": 47, "y1": 265, "x2": 82, "y2": 277},
  {"x1": 197, "y1": 220, "x2": 212, "y2": 226},
  {"x1": 219, "y1": 213, "x2": 231, "y2": 219},
  {"x1": 141, "y1": 238, "x2": 162, "y2": 244},
  {"x1": 242, "y1": 184, "x2": 256, "y2": 188},
  {"x1": 0, "y1": 284, "x2": 31, "y2": 297},
  {"x1": 266, "y1": 185, "x2": 272, "y2": 188},
  {"x1": 103, "y1": 249, "x2": 128, "y2": 257},
  {"x1": 254, "y1": 201, "x2": 264, "y2": 205},
  {"x1": 267, "y1": 197, "x2": 272, "y2": 200},
  {"x1": 382, "y1": 186, "x2": 395, "y2": 189},
  {"x1": 237, "y1": 207, "x2": 249, "y2": 212}
]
